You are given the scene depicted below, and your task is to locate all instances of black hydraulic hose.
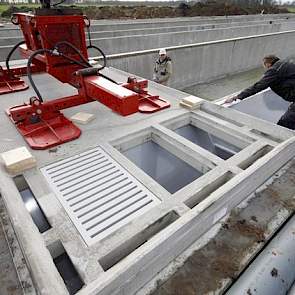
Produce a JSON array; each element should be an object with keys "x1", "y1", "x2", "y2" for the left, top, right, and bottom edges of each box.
[
  {"x1": 87, "y1": 45, "x2": 107, "y2": 71},
  {"x1": 54, "y1": 41, "x2": 107, "y2": 73},
  {"x1": 27, "y1": 48, "x2": 54, "y2": 102},
  {"x1": 27, "y1": 47, "x2": 89, "y2": 103},
  {"x1": 83, "y1": 17, "x2": 107, "y2": 71},
  {"x1": 54, "y1": 41, "x2": 91, "y2": 67},
  {"x1": 26, "y1": 41, "x2": 112, "y2": 103},
  {"x1": 6, "y1": 40, "x2": 26, "y2": 72},
  {"x1": 58, "y1": 52, "x2": 90, "y2": 69}
]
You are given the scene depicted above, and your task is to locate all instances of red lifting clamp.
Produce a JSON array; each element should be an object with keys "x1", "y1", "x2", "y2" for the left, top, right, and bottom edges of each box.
[
  {"x1": 0, "y1": 66, "x2": 28, "y2": 94},
  {"x1": 124, "y1": 77, "x2": 170, "y2": 113},
  {"x1": 5, "y1": 10, "x2": 170, "y2": 150}
]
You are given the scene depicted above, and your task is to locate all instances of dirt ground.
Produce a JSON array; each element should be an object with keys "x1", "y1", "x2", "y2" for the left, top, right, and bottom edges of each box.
[{"x1": 0, "y1": 2, "x2": 289, "y2": 20}]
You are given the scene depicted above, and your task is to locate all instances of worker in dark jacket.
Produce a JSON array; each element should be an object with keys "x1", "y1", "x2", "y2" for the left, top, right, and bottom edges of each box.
[{"x1": 225, "y1": 55, "x2": 295, "y2": 130}]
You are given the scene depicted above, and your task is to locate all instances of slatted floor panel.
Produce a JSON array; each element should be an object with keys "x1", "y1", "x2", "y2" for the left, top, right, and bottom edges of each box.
[{"x1": 41, "y1": 147, "x2": 160, "y2": 246}]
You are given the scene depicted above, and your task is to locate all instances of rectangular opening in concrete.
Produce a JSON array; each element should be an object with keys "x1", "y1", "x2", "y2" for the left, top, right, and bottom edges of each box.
[
  {"x1": 250, "y1": 129, "x2": 283, "y2": 143},
  {"x1": 174, "y1": 124, "x2": 241, "y2": 160},
  {"x1": 48, "y1": 240, "x2": 84, "y2": 295},
  {"x1": 238, "y1": 145, "x2": 273, "y2": 170},
  {"x1": 13, "y1": 175, "x2": 50, "y2": 233},
  {"x1": 185, "y1": 172, "x2": 233, "y2": 208},
  {"x1": 122, "y1": 140, "x2": 203, "y2": 194},
  {"x1": 99, "y1": 210, "x2": 179, "y2": 271}
]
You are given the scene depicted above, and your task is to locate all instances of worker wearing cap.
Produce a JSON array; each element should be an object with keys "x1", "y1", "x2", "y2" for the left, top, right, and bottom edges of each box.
[
  {"x1": 225, "y1": 55, "x2": 295, "y2": 130},
  {"x1": 153, "y1": 48, "x2": 172, "y2": 86}
]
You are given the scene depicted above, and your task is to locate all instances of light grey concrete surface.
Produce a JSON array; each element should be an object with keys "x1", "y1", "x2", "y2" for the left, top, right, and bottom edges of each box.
[
  {"x1": 1, "y1": 13, "x2": 292, "y2": 37},
  {"x1": 1, "y1": 14, "x2": 295, "y2": 61},
  {"x1": 0, "y1": 23, "x2": 285, "y2": 61},
  {"x1": 86, "y1": 19, "x2": 294, "y2": 39},
  {"x1": 88, "y1": 23, "x2": 292, "y2": 56},
  {"x1": 86, "y1": 14, "x2": 295, "y2": 32},
  {"x1": 103, "y1": 30, "x2": 295, "y2": 90},
  {"x1": 0, "y1": 208, "x2": 23, "y2": 295},
  {"x1": 0, "y1": 196, "x2": 37, "y2": 295},
  {"x1": 0, "y1": 19, "x2": 284, "y2": 40},
  {"x1": 0, "y1": 63, "x2": 295, "y2": 294},
  {"x1": 183, "y1": 67, "x2": 264, "y2": 100},
  {"x1": 1, "y1": 20, "x2": 293, "y2": 46}
]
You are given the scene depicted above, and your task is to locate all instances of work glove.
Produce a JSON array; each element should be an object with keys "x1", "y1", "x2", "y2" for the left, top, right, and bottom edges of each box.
[{"x1": 225, "y1": 95, "x2": 238, "y2": 104}]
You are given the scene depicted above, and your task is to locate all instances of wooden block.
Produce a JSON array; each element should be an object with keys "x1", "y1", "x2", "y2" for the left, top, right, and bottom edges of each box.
[
  {"x1": 71, "y1": 112, "x2": 95, "y2": 125},
  {"x1": 1, "y1": 147, "x2": 36, "y2": 174},
  {"x1": 180, "y1": 95, "x2": 203, "y2": 109}
]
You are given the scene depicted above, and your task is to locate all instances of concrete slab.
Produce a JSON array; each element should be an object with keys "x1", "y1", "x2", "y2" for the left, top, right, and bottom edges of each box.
[{"x1": 0, "y1": 63, "x2": 294, "y2": 295}]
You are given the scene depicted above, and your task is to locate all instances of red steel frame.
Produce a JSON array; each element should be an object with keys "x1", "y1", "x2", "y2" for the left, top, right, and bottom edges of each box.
[{"x1": 5, "y1": 11, "x2": 170, "y2": 149}]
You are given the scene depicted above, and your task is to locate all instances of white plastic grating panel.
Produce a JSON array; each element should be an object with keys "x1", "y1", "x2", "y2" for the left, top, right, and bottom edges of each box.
[{"x1": 41, "y1": 147, "x2": 160, "y2": 246}]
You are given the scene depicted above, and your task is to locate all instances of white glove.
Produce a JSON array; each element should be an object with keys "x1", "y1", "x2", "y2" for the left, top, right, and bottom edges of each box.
[{"x1": 225, "y1": 95, "x2": 238, "y2": 104}]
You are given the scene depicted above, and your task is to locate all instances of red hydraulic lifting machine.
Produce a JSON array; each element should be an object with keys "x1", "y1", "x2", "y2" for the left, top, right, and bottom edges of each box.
[{"x1": 3, "y1": 2, "x2": 170, "y2": 149}]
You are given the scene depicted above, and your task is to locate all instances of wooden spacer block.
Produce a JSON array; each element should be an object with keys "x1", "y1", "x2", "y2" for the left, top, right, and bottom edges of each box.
[
  {"x1": 180, "y1": 95, "x2": 203, "y2": 110},
  {"x1": 71, "y1": 112, "x2": 95, "y2": 125},
  {"x1": 1, "y1": 146, "x2": 36, "y2": 174}
]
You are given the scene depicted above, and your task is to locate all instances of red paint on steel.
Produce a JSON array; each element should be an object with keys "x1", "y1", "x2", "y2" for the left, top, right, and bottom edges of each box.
[{"x1": 6, "y1": 11, "x2": 170, "y2": 149}]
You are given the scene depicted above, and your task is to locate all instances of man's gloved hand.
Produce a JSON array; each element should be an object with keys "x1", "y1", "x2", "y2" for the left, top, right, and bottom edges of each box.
[{"x1": 225, "y1": 95, "x2": 238, "y2": 104}]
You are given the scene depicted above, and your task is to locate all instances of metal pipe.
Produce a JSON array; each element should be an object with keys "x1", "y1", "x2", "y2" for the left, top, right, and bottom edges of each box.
[{"x1": 225, "y1": 214, "x2": 295, "y2": 295}]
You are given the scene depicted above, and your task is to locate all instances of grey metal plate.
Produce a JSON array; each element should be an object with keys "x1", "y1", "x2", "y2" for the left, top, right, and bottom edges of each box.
[
  {"x1": 41, "y1": 147, "x2": 160, "y2": 246},
  {"x1": 230, "y1": 90, "x2": 290, "y2": 123},
  {"x1": 123, "y1": 141, "x2": 202, "y2": 194},
  {"x1": 19, "y1": 188, "x2": 51, "y2": 234},
  {"x1": 174, "y1": 125, "x2": 240, "y2": 160}
]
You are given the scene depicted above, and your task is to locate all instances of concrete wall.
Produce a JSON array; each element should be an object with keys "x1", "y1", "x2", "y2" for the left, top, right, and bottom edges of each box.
[
  {"x1": 0, "y1": 13, "x2": 293, "y2": 39},
  {"x1": 0, "y1": 19, "x2": 281, "y2": 41},
  {"x1": 104, "y1": 30, "x2": 295, "y2": 89},
  {"x1": 87, "y1": 14, "x2": 295, "y2": 32},
  {"x1": 2, "y1": 22, "x2": 295, "y2": 61},
  {"x1": 91, "y1": 23, "x2": 292, "y2": 55},
  {"x1": 88, "y1": 20, "x2": 279, "y2": 39}
]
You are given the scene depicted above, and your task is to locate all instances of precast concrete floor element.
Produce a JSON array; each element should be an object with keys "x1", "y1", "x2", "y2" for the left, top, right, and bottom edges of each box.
[{"x1": 0, "y1": 65, "x2": 295, "y2": 295}]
